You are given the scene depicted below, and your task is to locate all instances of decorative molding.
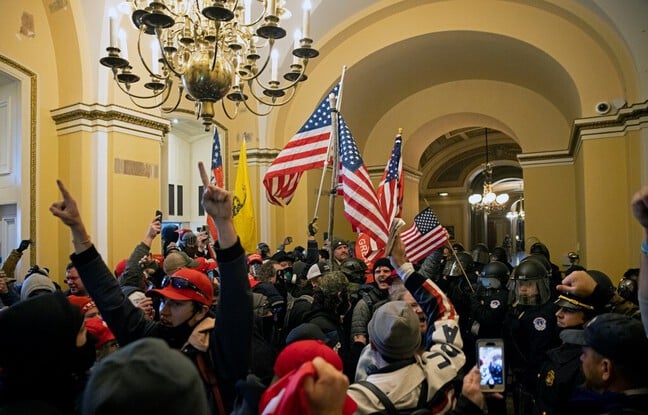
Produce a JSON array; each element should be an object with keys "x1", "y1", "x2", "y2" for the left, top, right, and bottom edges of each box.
[
  {"x1": 518, "y1": 100, "x2": 648, "y2": 168},
  {"x1": 50, "y1": 103, "x2": 170, "y2": 141},
  {"x1": 0, "y1": 54, "x2": 37, "y2": 264}
]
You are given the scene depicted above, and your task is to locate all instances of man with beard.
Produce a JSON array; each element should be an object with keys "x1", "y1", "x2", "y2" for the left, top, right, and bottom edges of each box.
[
  {"x1": 567, "y1": 313, "x2": 648, "y2": 414},
  {"x1": 49, "y1": 162, "x2": 252, "y2": 415}
]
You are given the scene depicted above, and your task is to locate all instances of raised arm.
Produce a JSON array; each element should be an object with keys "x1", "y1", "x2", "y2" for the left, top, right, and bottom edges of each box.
[
  {"x1": 49, "y1": 180, "x2": 92, "y2": 254},
  {"x1": 631, "y1": 186, "x2": 648, "y2": 331},
  {"x1": 390, "y1": 234, "x2": 462, "y2": 351},
  {"x1": 120, "y1": 216, "x2": 162, "y2": 289},
  {"x1": 198, "y1": 161, "x2": 236, "y2": 249}
]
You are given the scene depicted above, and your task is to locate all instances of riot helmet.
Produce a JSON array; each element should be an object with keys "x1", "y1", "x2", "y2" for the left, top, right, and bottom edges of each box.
[
  {"x1": 529, "y1": 242, "x2": 551, "y2": 261},
  {"x1": 479, "y1": 261, "x2": 510, "y2": 290},
  {"x1": 471, "y1": 243, "x2": 490, "y2": 266},
  {"x1": 452, "y1": 243, "x2": 465, "y2": 252},
  {"x1": 339, "y1": 257, "x2": 368, "y2": 284},
  {"x1": 510, "y1": 258, "x2": 550, "y2": 305},
  {"x1": 490, "y1": 246, "x2": 508, "y2": 264},
  {"x1": 523, "y1": 253, "x2": 553, "y2": 280},
  {"x1": 443, "y1": 251, "x2": 474, "y2": 277},
  {"x1": 617, "y1": 268, "x2": 639, "y2": 304}
]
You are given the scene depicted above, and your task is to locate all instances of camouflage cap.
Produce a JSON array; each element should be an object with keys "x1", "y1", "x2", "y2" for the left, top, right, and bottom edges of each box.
[{"x1": 317, "y1": 270, "x2": 349, "y2": 295}]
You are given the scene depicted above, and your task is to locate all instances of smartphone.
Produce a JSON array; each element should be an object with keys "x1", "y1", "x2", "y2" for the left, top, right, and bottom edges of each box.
[
  {"x1": 155, "y1": 210, "x2": 163, "y2": 222},
  {"x1": 476, "y1": 338, "x2": 505, "y2": 392}
]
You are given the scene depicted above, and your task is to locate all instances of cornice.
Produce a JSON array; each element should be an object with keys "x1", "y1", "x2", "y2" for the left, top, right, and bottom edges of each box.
[
  {"x1": 518, "y1": 100, "x2": 648, "y2": 168},
  {"x1": 50, "y1": 103, "x2": 170, "y2": 140}
]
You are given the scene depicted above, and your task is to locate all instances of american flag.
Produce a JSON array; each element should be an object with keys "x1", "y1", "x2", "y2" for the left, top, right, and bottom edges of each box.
[
  {"x1": 400, "y1": 208, "x2": 448, "y2": 264},
  {"x1": 377, "y1": 132, "x2": 404, "y2": 227},
  {"x1": 262, "y1": 84, "x2": 339, "y2": 205},
  {"x1": 206, "y1": 128, "x2": 224, "y2": 245},
  {"x1": 357, "y1": 132, "x2": 404, "y2": 263},
  {"x1": 338, "y1": 115, "x2": 389, "y2": 246}
]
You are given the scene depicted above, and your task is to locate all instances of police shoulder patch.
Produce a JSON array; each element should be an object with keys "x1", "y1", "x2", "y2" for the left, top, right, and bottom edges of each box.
[
  {"x1": 533, "y1": 316, "x2": 547, "y2": 331},
  {"x1": 545, "y1": 369, "x2": 555, "y2": 386},
  {"x1": 490, "y1": 299, "x2": 501, "y2": 309}
]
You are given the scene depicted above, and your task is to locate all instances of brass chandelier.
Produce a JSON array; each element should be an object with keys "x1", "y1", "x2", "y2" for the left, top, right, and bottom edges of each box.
[
  {"x1": 100, "y1": 0, "x2": 319, "y2": 130},
  {"x1": 468, "y1": 128, "x2": 509, "y2": 213}
]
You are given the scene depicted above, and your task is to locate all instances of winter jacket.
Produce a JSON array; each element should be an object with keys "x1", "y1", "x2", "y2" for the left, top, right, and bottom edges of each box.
[{"x1": 71, "y1": 240, "x2": 252, "y2": 414}]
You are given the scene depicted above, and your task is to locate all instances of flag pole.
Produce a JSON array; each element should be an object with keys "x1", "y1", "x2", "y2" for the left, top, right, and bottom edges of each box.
[
  {"x1": 312, "y1": 66, "x2": 347, "y2": 225},
  {"x1": 327, "y1": 92, "x2": 340, "y2": 263},
  {"x1": 446, "y1": 241, "x2": 475, "y2": 293},
  {"x1": 313, "y1": 67, "x2": 347, "y2": 223}
]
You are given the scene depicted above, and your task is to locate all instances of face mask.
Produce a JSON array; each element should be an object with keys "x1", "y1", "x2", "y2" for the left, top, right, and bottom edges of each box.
[{"x1": 158, "y1": 311, "x2": 199, "y2": 349}]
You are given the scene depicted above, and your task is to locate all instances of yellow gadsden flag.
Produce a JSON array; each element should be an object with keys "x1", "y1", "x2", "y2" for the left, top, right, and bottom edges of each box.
[{"x1": 232, "y1": 139, "x2": 257, "y2": 253}]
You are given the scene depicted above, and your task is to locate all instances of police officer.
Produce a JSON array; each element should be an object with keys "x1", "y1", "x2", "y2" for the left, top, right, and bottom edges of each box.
[
  {"x1": 472, "y1": 243, "x2": 490, "y2": 273},
  {"x1": 469, "y1": 260, "x2": 510, "y2": 415},
  {"x1": 535, "y1": 290, "x2": 600, "y2": 415},
  {"x1": 504, "y1": 257, "x2": 559, "y2": 415},
  {"x1": 529, "y1": 242, "x2": 562, "y2": 298},
  {"x1": 469, "y1": 261, "x2": 510, "y2": 339}
]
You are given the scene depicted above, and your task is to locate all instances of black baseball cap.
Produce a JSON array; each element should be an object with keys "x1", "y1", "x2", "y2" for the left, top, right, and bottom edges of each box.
[{"x1": 562, "y1": 313, "x2": 648, "y2": 367}]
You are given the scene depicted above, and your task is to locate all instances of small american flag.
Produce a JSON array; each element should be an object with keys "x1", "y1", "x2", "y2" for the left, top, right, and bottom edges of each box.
[
  {"x1": 338, "y1": 115, "x2": 389, "y2": 246},
  {"x1": 210, "y1": 128, "x2": 224, "y2": 188},
  {"x1": 400, "y1": 208, "x2": 448, "y2": 264},
  {"x1": 206, "y1": 128, "x2": 224, "y2": 246},
  {"x1": 262, "y1": 84, "x2": 339, "y2": 205}
]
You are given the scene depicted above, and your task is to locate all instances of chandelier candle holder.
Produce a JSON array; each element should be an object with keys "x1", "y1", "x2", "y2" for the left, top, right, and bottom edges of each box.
[
  {"x1": 468, "y1": 128, "x2": 509, "y2": 213},
  {"x1": 100, "y1": 0, "x2": 319, "y2": 130}
]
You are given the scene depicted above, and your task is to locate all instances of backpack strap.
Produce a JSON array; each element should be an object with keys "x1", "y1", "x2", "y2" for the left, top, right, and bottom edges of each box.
[
  {"x1": 356, "y1": 381, "x2": 398, "y2": 415},
  {"x1": 357, "y1": 377, "x2": 430, "y2": 415},
  {"x1": 196, "y1": 352, "x2": 226, "y2": 415}
]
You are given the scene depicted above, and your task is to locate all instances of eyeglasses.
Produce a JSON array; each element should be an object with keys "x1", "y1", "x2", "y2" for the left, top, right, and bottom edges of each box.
[{"x1": 161, "y1": 276, "x2": 207, "y2": 299}]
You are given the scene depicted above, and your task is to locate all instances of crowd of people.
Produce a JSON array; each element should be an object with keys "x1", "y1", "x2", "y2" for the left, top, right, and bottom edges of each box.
[{"x1": 1, "y1": 166, "x2": 647, "y2": 415}]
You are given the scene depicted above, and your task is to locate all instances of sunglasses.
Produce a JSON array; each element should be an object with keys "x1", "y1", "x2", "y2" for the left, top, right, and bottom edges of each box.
[{"x1": 161, "y1": 276, "x2": 207, "y2": 299}]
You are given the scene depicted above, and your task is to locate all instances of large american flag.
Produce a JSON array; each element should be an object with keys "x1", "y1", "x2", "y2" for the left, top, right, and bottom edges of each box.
[
  {"x1": 377, "y1": 132, "x2": 404, "y2": 227},
  {"x1": 262, "y1": 84, "x2": 339, "y2": 205},
  {"x1": 338, "y1": 115, "x2": 389, "y2": 246},
  {"x1": 400, "y1": 208, "x2": 448, "y2": 264},
  {"x1": 206, "y1": 128, "x2": 224, "y2": 245}
]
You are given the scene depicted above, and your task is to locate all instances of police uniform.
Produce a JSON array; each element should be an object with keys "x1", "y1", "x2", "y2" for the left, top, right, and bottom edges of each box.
[{"x1": 535, "y1": 292, "x2": 599, "y2": 415}]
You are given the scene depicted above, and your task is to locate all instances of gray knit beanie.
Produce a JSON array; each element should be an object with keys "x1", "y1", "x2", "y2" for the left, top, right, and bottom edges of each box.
[
  {"x1": 20, "y1": 274, "x2": 56, "y2": 301},
  {"x1": 368, "y1": 300, "x2": 421, "y2": 360}
]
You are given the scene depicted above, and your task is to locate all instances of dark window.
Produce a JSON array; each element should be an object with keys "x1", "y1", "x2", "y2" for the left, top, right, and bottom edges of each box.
[
  {"x1": 168, "y1": 184, "x2": 175, "y2": 215},
  {"x1": 177, "y1": 185, "x2": 184, "y2": 216},
  {"x1": 198, "y1": 185, "x2": 204, "y2": 216}
]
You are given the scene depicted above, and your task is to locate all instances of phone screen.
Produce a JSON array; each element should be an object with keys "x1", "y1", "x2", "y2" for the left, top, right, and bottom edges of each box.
[{"x1": 477, "y1": 339, "x2": 505, "y2": 392}]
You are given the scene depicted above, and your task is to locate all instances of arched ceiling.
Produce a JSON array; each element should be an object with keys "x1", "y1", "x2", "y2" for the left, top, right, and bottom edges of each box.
[
  {"x1": 274, "y1": 0, "x2": 641, "y2": 200},
  {"x1": 74, "y1": 0, "x2": 645, "y2": 199},
  {"x1": 338, "y1": 30, "x2": 580, "y2": 146}
]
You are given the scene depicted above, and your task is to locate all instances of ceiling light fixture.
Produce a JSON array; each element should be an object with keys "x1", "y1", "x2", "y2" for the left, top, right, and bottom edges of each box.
[
  {"x1": 468, "y1": 128, "x2": 509, "y2": 213},
  {"x1": 100, "y1": 0, "x2": 318, "y2": 130}
]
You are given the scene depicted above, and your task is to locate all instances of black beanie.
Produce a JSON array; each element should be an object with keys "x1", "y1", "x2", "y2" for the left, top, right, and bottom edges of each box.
[{"x1": 372, "y1": 258, "x2": 393, "y2": 273}]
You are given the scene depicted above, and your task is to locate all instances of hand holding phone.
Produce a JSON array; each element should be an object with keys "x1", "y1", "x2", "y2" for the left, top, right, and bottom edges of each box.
[
  {"x1": 476, "y1": 338, "x2": 505, "y2": 392},
  {"x1": 155, "y1": 210, "x2": 163, "y2": 222}
]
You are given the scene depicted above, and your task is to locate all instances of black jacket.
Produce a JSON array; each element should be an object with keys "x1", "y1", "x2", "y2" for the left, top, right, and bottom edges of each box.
[{"x1": 71, "y1": 240, "x2": 252, "y2": 414}]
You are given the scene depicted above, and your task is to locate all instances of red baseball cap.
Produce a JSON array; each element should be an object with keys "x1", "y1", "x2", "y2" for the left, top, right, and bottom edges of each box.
[{"x1": 147, "y1": 268, "x2": 214, "y2": 306}]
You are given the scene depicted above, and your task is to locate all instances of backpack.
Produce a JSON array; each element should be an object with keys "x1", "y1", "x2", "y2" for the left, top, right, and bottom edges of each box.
[
  {"x1": 358, "y1": 285, "x2": 390, "y2": 315},
  {"x1": 283, "y1": 292, "x2": 314, "y2": 330}
]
